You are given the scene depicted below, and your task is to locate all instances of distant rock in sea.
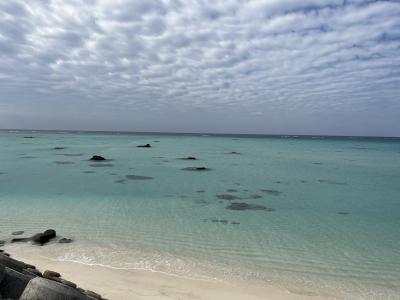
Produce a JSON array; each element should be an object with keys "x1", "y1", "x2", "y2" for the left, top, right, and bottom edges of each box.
[
  {"x1": 89, "y1": 155, "x2": 106, "y2": 161},
  {"x1": 136, "y1": 144, "x2": 151, "y2": 148}
]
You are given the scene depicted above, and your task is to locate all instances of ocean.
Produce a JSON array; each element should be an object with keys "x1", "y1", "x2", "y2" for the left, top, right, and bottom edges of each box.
[{"x1": 1, "y1": 130, "x2": 399, "y2": 298}]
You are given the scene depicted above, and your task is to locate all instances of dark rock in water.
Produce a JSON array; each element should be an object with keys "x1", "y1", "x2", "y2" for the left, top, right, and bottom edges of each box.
[
  {"x1": 137, "y1": 144, "x2": 151, "y2": 148},
  {"x1": 83, "y1": 170, "x2": 96, "y2": 173},
  {"x1": 53, "y1": 147, "x2": 66, "y2": 150},
  {"x1": 59, "y1": 238, "x2": 73, "y2": 244},
  {"x1": 126, "y1": 175, "x2": 153, "y2": 180},
  {"x1": 231, "y1": 221, "x2": 240, "y2": 225},
  {"x1": 229, "y1": 151, "x2": 240, "y2": 154},
  {"x1": 89, "y1": 163, "x2": 113, "y2": 167},
  {"x1": 216, "y1": 194, "x2": 239, "y2": 200},
  {"x1": 337, "y1": 211, "x2": 350, "y2": 215},
  {"x1": 318, "y1": 179, "x2": 347, "y2": 185},
  {"x1": 54, "y1": 161, "x2": 74, "y2": 165},
  {"x1": 89, "y1": 155, "x2": 106, "y2": 161},
  {"x1": 43, "y1": 270, "x2": 61, "y2": 278},
  {"x1": 226, "y1": 189, "x2": 238, "y2": 192},
  {"x1": 312, "y1": 162, "x2": 322, "y2": 165},
  {"x1": 115, "y1": 179, "x2": 126, "y2": 184},
  {"x1": 0, "y1": 240, "x2": 5, "y2": 246},
  {"x1": 226, "y1": 202, "x2": 275, "y2": 211},
  {"x1": 12, "y1": 231, "x2": 24, "y2": 236},
  {"x1": 182, "y1": 167, "x2": 210, "y2": 171},
  {"x1": 245, "y1": 194, "x2": 263, "y2": 199},
  {"x1": 196, "y1": 190, "x2": 205, "y2": 193},
  {"x1": 0, "y1": 266, "x2": 34, "y2": 299},
  {"x1": 19, "y1": 277, "x2": 89, "y2": 300},
  {"x1": 260, "y1": 189, "x2": 283, "y2": 196},
  {"x1": 178, "y1": 156, "x2": 197, "y2": 160},
  {"x1": 31, "y1": 229, "x2": 56, "y2": 245},
  {"x1": 23, "y1": 136, "x2": 33, "y2": 138},
  {"x1": 11, "y1": 237, "x2": 30, "y2": 243}
]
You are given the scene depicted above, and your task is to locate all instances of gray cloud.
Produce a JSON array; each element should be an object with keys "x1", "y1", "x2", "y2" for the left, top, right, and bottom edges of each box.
[{"x1": 0, "y1": 0, "x2": 399, "y2": 135}]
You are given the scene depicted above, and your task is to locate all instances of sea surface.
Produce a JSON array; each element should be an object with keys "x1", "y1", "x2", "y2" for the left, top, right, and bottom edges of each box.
[{"x1": 1, "y1": 130, "x2": 399, "y2": 299}]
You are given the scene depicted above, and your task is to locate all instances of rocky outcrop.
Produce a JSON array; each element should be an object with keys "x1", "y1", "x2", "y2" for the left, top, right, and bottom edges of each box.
[
  {"x1": 89, "y1": 155, "x2": 106, "y2": 161},
  {"x1": 0, "y1": 253, "x2": 105, "y2": 300},
  {"x1": 136, "y1": 144, "x2": 151, "y2": 148},
  {"x1": 11, "y1": 229, "x2": 57, "y2": 245}
]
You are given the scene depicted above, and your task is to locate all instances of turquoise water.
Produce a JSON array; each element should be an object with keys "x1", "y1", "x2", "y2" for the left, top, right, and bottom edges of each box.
[{"x1": 1, "y1": 131, "x2": 400, "y2": 298}]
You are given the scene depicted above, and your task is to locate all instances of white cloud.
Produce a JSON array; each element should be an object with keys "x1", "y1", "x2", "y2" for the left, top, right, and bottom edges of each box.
[{"x1": 0, "y1": 0, "x2": 399, "y2": 135}]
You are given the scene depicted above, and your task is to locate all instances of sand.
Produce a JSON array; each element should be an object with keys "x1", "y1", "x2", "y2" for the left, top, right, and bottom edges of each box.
[{"x1": 3, "y1": 245, "x2": 336, "y2": 300}]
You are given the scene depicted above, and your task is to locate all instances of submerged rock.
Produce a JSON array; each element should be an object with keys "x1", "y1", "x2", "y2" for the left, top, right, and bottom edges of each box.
[
  {"x1": 260, "y1": 189, "x2": 283, "y2": 196},
  {"x1": 216, "y1": 194, "x2": 240, "y2": 200},
  {"x1": 178, "y1": 156, "x2": 197, "y2": 160},
  {"x1": 226, "y1": 202, "x2": 275, "y2": 211},
  {"x1": 12, "y1": 231, "x2": 24, "y2": 236},
  {"x1": 58, "y1": 238, "x2": 73, "y2": 244},
  {"x1": 89, "y1": 155, "x2": 106, "y2": 161},
  {"x1": 126, "y1": 175, "x2": 153, "y2": 180},
  {"x1": 53, "y1": 147, "x2": 66, "y2": 150},
  {"x1": 136, "y1": 144, "x2": 151, "y2": 148},
  {"x1": 89, "y1": 163, "x2": 113, "y2": 167},
  {"x1": 182, "y1": 167, "x2": 210, "y2": 171},
  {"x1": 337, "y1": 211, "x2": 350, "y2": 215}
]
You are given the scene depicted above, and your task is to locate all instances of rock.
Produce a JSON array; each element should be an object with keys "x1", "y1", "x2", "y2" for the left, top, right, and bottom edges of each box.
[
  {"x1": 337, "y1": 211, "x2": 349, "y2": 215},
  {"x1": 89, "y1": 155, "x2": 106, "y2": 161},
  {"x1": 0, "y1": 267, "x2": 34, "y2": 299},
  {"x1": 11, "y1": 237, "x2": 30, "y2": 243},
  {"x1": 32, "y1": 229, "x2": 57, "y2": 245},
  {"x1": 19, "y1": 277, "x2": 89, "y2": 300},
  {"x1": 85, "y1": 290, "x2": 103, "y2": 299},
  {"x1": 60, "y1": 279, "x2": 77, "y2": 288},
  {"x1": 0, "y1": 254, "x2": 27, "y2": 272},
  {"x1": 226, "y1": 202, "x2": 275, "y2": 211},
  {"x1": 178, "y1": 156, "x2": 197, "y2": 160},
  {"x1": 182, "y1": 167, "x2": 210, "y2": 171},
  {"x1": 231, "y1": 221, "x2": 240, "y2": 225},
  {"x1": 23, "y1": 136, "x2": 33, "y2": 138},
  {"x1": 43, "y1": 270, "x2": 61, "y2": 278},
  {"x1": 89, "y1": 164, "x2": 113, "y2": 167},
  {"x1": 59, "y1": 238, "x2": 73, "y2": 244},
  {"x1": 226, "y1": 189, "x2": 238, "y2": 192},
  {"x1": 260, "y1": 189, "x2": 283, "y2": 196},
  {"x1": 24, "y1": 268, "x2": 42, "y2": 277},
  {"x1": 12, "y1": 231, "x2": 25, "y2": 236},
  {"x1": 54, "y1": 147, "x2": 66, "y2": 150},
  {"x1": 216, "y1": 194, "x2": 239, "y2": 200},
  {"x1": 136, "y1": 144, "x2": 151, "y2": 148},
  {"x1": 0, "y1": 240, "x2": 5, "y2": 247},
  {"x1": 125, "y1": 175, "x2": 153, "y2": 180}
]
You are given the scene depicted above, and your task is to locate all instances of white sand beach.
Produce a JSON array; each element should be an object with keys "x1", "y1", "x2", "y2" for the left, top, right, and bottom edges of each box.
[{"x1": 4, "y1": 246, "x2": 335, "y2": 300}]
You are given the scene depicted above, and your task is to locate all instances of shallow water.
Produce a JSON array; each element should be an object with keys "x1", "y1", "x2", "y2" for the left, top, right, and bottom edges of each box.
[{"x1": 1, "y1": 131, "x2": 400, "y2": 298}]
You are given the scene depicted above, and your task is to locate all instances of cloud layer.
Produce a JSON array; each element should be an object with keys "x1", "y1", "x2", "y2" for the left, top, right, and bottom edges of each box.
[{"x1": 1, "y1": 0, "x2": 399, "y2": 135}]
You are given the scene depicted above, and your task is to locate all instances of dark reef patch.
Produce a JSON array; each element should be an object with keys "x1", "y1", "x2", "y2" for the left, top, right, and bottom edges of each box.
[
  {"x1": 54, "y1": 161, "x2": 74, "y2": 165},
  {"x1": 318, "y1": 179, "x2": 347, "y2": 185},
  {"x1": 216, "y1": 194, "x2": 240, "y2": 200},
  {"x1": 12, "y1": 231, "x2": 24, "y2": 236},
  {"x1": 337, "y1": 211, "x2": 350, "y2": 215},
  {"x1": 126, "y1": 175, "x2": 153, "y2": 180},
  {"x1": 182, "y1": 167, "x2": 210, "y2": 171},
  {"x1": 260, "y1": 189, "x2": 283, "y2": 196},
  {"x1": 89, "y1": 164, "x2": 113, "y2": 167},
  {"x1": 226, "y1": 189, "x2": 238, "y2": 192},
  {"x1": 53, "y1": 147, "x2": 67, "y2": 150},
  {"x1": 226, "y1": 202, "x2": 275, "y2": 211}
]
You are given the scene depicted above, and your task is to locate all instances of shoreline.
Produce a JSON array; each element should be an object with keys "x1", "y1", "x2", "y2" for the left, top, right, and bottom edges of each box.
[{"x1": 4, "y1": 246, "x2": 336, "y2": 300}]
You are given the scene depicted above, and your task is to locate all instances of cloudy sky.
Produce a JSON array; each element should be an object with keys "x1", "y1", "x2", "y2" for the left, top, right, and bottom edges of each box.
[{"x1": 0, "y1": 0, "x2": 399, "y2": 136}]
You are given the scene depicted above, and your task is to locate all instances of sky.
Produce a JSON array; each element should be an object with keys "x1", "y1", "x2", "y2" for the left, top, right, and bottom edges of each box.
[{"x1": 0, "y1": 0, "x2": 399, "y2": 136}]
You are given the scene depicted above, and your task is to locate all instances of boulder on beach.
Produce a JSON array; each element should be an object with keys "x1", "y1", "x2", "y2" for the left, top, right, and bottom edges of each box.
[
  {"x1": 12, "y1": 229, "x2": 57, "y2": 246},
  {"x1": 90, "y1": 155, "x2": 106, "y2": 161}
]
